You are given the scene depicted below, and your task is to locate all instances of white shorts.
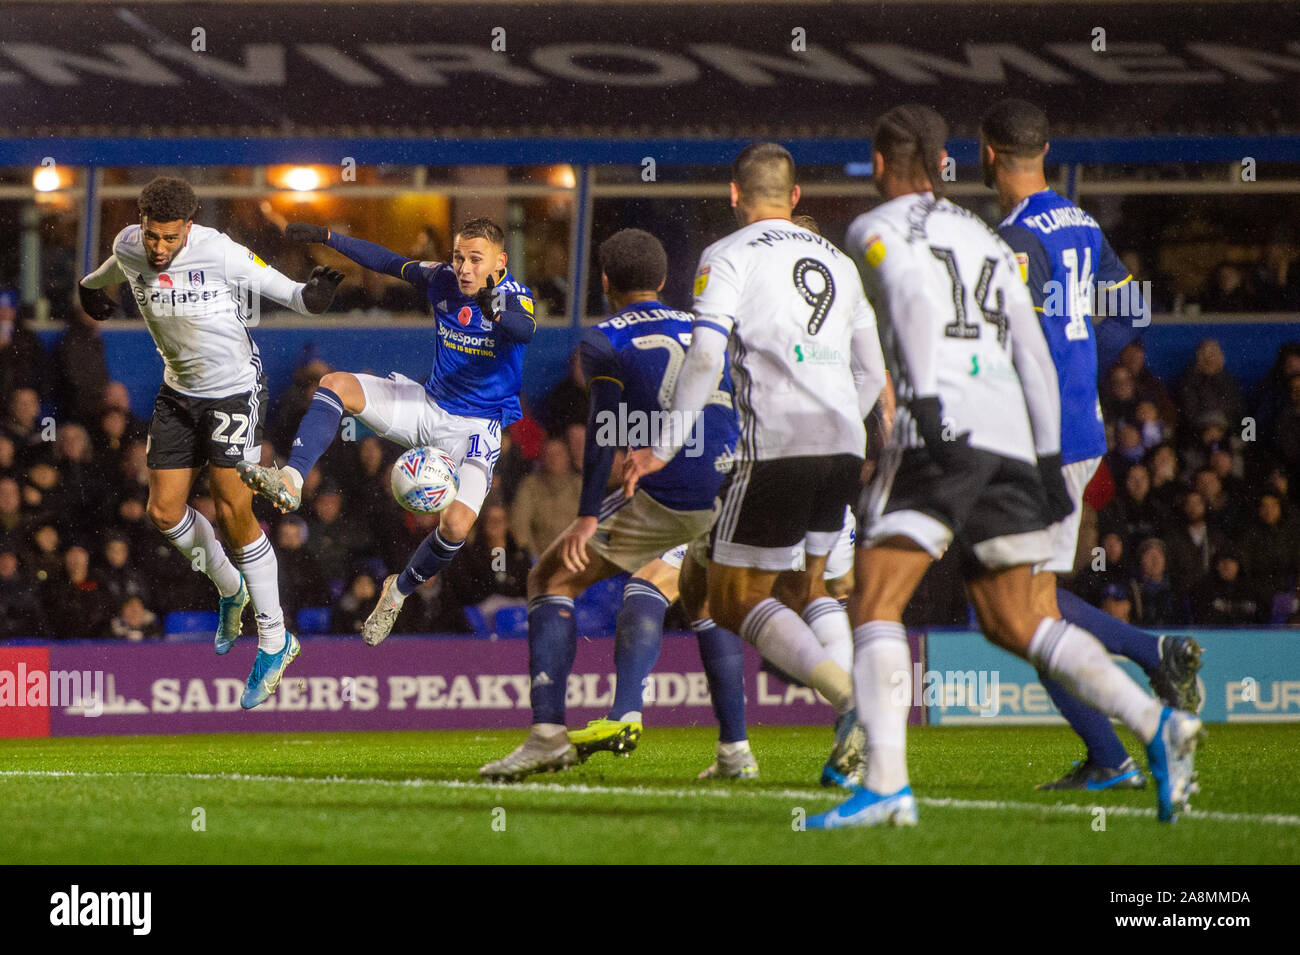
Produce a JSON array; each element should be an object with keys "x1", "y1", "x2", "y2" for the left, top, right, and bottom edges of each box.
[
  {"x1": 587, "y1": 488, "x2": 717, "y2": 575},
  {"x1": 1035, "y1": 456, "x2": 1101, "y2": 575},
  {"x1": 823, "y1": 505, "x2": 855, "y2": 580},
  {"x1": 355, "y1": 372, "x2": 501, "y2": 515}
]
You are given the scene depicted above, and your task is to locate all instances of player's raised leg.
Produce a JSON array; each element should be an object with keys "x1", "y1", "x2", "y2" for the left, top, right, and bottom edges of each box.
[
  {"x1": 146, "y1": 465, "x2": 247, "y2": 654},
  {"x1": 209, "y1": 438, "x2": 299, "y2": 709},
  {"x1": 237, "y1": 370, "x2": 366, "y2": 513},
  {"x1": 969, "y1": 566, "x2": 1202, "y2": 822},
  {"x1": 480, "y1": 519, "x2": 625, "y2": 781}
]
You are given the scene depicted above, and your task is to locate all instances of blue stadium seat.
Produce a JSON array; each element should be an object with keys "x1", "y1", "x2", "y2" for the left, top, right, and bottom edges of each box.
[
  {"x1": 163, "y1": 610, "x2": 220, "y2": 636},
  {"x1": 462, "y1": 604, "x2": 491, "y2": 637},
  {"x1": 297, "y1": 607, "x2": 332, "y2": 634},
  {"x1": 494, "y1": 605, "x2": 530, "y2": 640}
]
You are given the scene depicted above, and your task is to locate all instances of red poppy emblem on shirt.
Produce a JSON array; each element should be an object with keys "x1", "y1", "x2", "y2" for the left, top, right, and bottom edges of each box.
[{"x1": 457, "y1": 306, "x2": 473, "y2": 326}]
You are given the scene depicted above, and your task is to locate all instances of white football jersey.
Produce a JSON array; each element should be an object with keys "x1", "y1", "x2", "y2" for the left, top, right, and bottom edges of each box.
[
  {"x1": 85, "y1": 223, "x2": 308, "y2": 399},
  {"x1": 692, "y1": 218, "x2": 885, "y2": 462},
  {"x1": 846, "y1": 193, "x2": 1060, "y2": 464}
]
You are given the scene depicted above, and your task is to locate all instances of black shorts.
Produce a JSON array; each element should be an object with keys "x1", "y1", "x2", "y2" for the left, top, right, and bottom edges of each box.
[
  {"x1": 147, "y1": 379, "x2": 268, "y2": 471},
  {"x1": 858, "y1": 445, "x2": 1052, "y2": 573},
  {"x1": 711, "y1": 453, "x2": 861, "y2": 571}
]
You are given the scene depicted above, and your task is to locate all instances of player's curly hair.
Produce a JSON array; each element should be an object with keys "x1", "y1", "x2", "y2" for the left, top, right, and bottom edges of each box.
[
  {"x1": 600, "y1": 228, "x2": 667, "y2": 294},
  {"x1": 455, "y1": 217, "x2": 505, "y2": 247},
  {"x1": 137, "y1": 176, "x2": 199, "y2": 222},
  {"x1": 981, "y1": 99, "x2": 1049, "y2": 157},
  {"x1": 872, "y1": 105, "x2": 949, "y2": 198}
]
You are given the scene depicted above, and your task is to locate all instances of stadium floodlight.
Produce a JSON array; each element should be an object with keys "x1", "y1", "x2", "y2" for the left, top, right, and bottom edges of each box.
[
  {"x1": 284, "y1": 167, "x2": 321, "y2": 192},
  {"x1": 33, "y1": 165, "x2": 61, "y2": 192}
]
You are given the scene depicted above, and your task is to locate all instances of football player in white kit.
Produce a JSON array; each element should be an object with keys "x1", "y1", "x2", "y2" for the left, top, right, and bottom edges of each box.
[
  {"x1": 623, "y1": 143, "x2": 890, "y2": 787},
  {"x1": 811, "y1": 106, "x2": 1201, "y2": 828},
  {"x1": 78, "y1": 177, "x2": 343, "y2": 709}
]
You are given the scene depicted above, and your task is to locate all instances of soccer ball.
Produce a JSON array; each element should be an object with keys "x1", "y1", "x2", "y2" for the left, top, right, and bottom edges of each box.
[{"x1": 391, "y1": 446, "x2": 459, "y2": 514}]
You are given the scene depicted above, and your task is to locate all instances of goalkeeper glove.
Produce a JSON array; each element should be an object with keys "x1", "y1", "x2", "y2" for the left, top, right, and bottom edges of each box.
[
  {"x1": 78, "y1": 284, "x2": 115, "y2": 321},
  {"x1": 301, "y1": 266, "x2": 345, "y2": 314},
  {"x1": 1037, "y1": 453, "x2": 1075, "y2": 524},
  {"x1": 285, "y1": 223, "x2": 330, "y2": 244}
]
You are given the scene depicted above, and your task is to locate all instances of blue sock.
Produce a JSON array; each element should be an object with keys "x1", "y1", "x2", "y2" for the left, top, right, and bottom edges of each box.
[
  {"x1": 528, "y1": 595, "x2": 576, "y2": 725},
  {"x1": 286, "y1": 387, "x2": 344, "y2": 476},
  {"x1": 608, "y1": 578, "x2": 668, "y2": 720},
  {"x1": 396, "y1": 528, "x2": 464, "y2": 596},
  {"x1": 1040, "y1": 673, "x2": 1130, "y2": 769},
  {"x1": 1057, "y1": 587, "x2": 1161, "y2": 672},
  {"x1": 694, "y1": 617, "x2": 748, "y2": 744}
]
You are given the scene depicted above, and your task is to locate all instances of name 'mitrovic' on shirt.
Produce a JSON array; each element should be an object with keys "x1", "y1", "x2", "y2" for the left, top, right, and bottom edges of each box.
[{"x1": 690, "y1": 218, "x2": 886, "y2": 463}]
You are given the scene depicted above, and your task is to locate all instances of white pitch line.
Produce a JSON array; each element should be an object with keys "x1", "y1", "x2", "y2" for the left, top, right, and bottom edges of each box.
[{"x1": 3, "y1": 769, "x2": 1299, "y2": 827}]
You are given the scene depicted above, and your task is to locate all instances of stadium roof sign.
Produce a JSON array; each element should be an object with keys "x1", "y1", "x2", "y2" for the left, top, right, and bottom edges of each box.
[{"x1": 0, "y1": 2, "x2": 1297, "y2": 147}]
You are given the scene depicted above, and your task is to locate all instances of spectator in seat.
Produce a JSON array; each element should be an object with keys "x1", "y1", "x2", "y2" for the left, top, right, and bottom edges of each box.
[
  {"x1": 1240, "y1": 492, "x2": 1299, "y2": 604},
  {"x1": 1101, "y1": 364, "x2": 1138, "y2": 425},
  {"x1": 305, "y1": 484, "x2": 373, "y2": 595},
  {"x1": 25, "y1": 523, "x2": 63, "y2": 587},
  {"x1": 1164, "y1": 490, "x2": 1225, "y2": 605},
  {"x1": 1115, "y1": 340, "x2": 1178, "y2": 431},
  {"x1": 1099, "y1": 463, "x2": 1164, "y2": 552},
  {"x1": 1198, "y1": 262, "x2": 1257, "y2": 313},
  {"x1": 1191, "y1": 547, "x2": 1266, "y2": 625},
  {"x1": 1252, "y1": 233, "x2": 1300, "y2": 312},
  {"x1": 0, "y1": 476, "x2": 27, "y2": 541},
  {"x1": 108, "y1": 595, "x2": 162, "y2": 642},
  {"x1": 1131, "y1": 538, "x2": 1187, "y2": 627},
  {"x1": 511, "y1": 436, "x2": 581, "y2": 558},
  {"x1": 1071, "y1": 530, "x2": 1132, "y2": 609},
  {"x1": 441, "y1": 502, "x2": 531, "y2": 624},
  {"x1": 1193, "y1": 467, "x2": 1241, "y2": 539},
  {"x1": 332, "y1": 572, "x2": 378, "y2": 636},
  {"x1": 543, "y1": 348, "x2": 588, "y2": 437},
  {"x1": 44, "y1": 545, "x2": 110, "y2": 639},
  {"x1": 0, "y1": 289, "x2": 52, "y2": 403},
  {"x1": 95, "y1": 531, "x2": 150, "y2": 609},
  {"x1": 275, "y1": 516, "x2": 329, "y2": 626},
  {"x1": 1145, "y1": 443, "x2": 1181, "y2": 517},
  {"x1": 52, "y1": 305, "x2": 110, "y2": 428},
  {"x1": 0, "y1": 547, "x2": 48, "y2": 639},
  {"x1": 1272, "y1": 374, "x2": 1300, "y2": 482},
  {"x1": 4, "y1": 387, "x2": 47, "y2": 466},
  {"x1": 1178, "y1": 339, "x2": 1243, "y2": 445}
]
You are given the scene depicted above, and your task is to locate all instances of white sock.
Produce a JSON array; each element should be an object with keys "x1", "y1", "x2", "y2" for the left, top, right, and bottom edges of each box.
[
  {"x1": 1028, "y1": 618, "x2": 1163, "y2": 744},
  {"x1": 853, "y1": 621, "x2": 911, "y2": 793},
  {"x1": 231, "y1": 534, "x2": 286, "y2": 653},
  {"x1": 718, "y1": 739, "x2": 750, "y2": 756},
  {"x1": 617, "y1": 710, "x2": 643, "y2": 724},
  {"x1": 161, "y1": 506, "x2": 242, "y2": 598},
  {"x1": 803, "y1": 597, "x2": 853, "y2": 672},
  {"x1": 739, "y1": 598, "x2": 852, "y2": 713}
]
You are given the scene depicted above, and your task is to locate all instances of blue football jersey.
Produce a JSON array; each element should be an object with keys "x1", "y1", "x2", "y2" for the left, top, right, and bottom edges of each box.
[
  {"x1": 583, "y1": 302, "x2": 739, "y2": 512},
  {"x1": 401, "y1": 263, "x2": 533, "y2": 427},
  {"x1": 998, "y1": 189, "x2": 1140, "y2": 464}
]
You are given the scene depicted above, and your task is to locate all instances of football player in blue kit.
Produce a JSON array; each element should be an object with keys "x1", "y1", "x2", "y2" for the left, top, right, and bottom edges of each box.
[
  {"x1": 480, "y1": 228, "x2": 741, "y2": 781},
  {"x1": 981, "y1": 99, "x2": 1202, "y2": 791},
  {"x1": 238, "y1": 218, "x2": 536, "y2": 646}
]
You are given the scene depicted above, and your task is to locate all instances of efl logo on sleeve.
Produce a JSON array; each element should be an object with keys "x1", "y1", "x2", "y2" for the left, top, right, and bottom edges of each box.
[{"x1": 693, "y1": 266, "x2": 711, "y2": 297}]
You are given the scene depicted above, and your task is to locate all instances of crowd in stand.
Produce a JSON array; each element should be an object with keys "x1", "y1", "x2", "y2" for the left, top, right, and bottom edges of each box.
[{"x1": 1, "y1": 286, "x2": 1299, "y2": 639}]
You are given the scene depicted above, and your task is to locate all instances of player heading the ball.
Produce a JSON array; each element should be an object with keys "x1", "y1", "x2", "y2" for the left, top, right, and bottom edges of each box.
[{"x1": 78, "y1": 176, "x2": 344, "y2": 708}]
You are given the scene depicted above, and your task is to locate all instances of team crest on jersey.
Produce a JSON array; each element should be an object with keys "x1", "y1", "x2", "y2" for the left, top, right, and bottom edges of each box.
[
  {"x1": 247, "y1": 251, "x2": 267, "y2": 267},
  {"x1": 694, "y1": 266, "x2": 710, "y2": 297},
  {"x1": 518, "y1": 295, "x2": 534, "y2": 316},
  {"x1": 863, "y1": 234, "x2": 887, "y2": 268},
  {"x1": 157, "y1": 273, "x2": 173, "y2": 288},
  {"x1": 1015, "y1": 252, "x2": 1030, "y2": 284},
  {"x1": 189, "y1": 270, "x2": 205, "y2": 286},
  {"x1": 457, "y1": 306, "x2": 473, "y2": 326}
]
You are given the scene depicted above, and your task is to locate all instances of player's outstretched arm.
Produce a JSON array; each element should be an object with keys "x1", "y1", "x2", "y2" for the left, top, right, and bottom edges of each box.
[
  {"x1": 78, "y1": 254, "x2": 127, "y2": 320},
  {"x1": 224, "y1": 238, "x2": 343, "y2": 316},
  {"x1": 287, "y1": 222, "x2": 429, "y2": 289}
]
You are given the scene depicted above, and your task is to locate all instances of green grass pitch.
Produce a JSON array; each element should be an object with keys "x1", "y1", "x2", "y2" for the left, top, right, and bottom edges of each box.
[{"x1": 1, "y1": 724, "x2": 1296, "y2": 864}]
